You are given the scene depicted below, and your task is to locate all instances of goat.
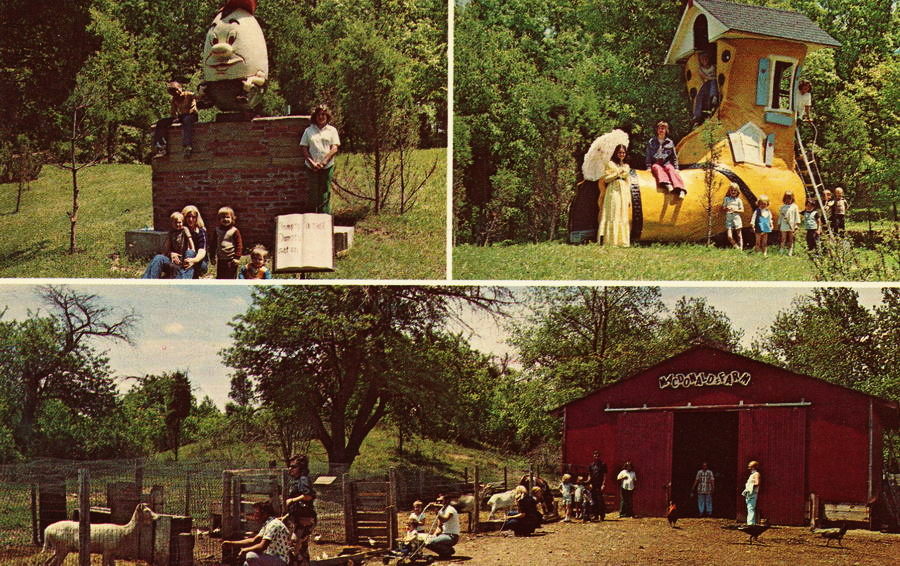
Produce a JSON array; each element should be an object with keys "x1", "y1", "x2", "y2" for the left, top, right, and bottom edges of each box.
[
  {"x1": 42, "y1": 502, "x2": 157, "y2": 566},
  {"x1": 486, "y1": 490, "x2": 517, "y2": 520}
]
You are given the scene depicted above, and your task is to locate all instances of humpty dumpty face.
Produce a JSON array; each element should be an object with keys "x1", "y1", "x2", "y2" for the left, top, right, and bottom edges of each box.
[{"x1": 202, "y1": 8, "x2": 268, "y2": 83}]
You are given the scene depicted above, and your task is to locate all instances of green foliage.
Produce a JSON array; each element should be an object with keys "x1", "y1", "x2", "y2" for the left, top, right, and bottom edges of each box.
[
  {"x1": 454, "y1": 0, "x2": 687, "y2": 244},
  {"x1": 0, "y1": 0, "x2": 98, "y2": 148},
  {"x1": 502, "y1": 287, "x2": 743, "y2": 445},
  {"x1": 0, "y1": 287, "x2": 134, "y2": 457},
  {"x1": 754, "y1": 287, "x2": 898, "y2": 401},
  {"x1": 808, "y1": 231, "x2": 899, "y2": 281},
  {"x1": 221, "y1": 286, "x2": 509, "y2": 471},
  {"x1": 122, "y1": 371, "x2": 225, "y2": 459}
]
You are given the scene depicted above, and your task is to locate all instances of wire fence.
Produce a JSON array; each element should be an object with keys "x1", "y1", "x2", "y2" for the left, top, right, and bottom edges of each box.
[{"x1": 0, "y1": 457, "x2": 536, "y2": 565}]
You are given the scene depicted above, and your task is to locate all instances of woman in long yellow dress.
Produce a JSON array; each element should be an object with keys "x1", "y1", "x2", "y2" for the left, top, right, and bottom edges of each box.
[{"x1": 599, "y1": 144, "x2": 631, "y2": 246}]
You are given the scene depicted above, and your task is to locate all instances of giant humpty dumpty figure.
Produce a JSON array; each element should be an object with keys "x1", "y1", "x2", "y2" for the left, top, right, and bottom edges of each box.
[{"x1": 200, "y1": 0, "x2": 268, "y2": 112}]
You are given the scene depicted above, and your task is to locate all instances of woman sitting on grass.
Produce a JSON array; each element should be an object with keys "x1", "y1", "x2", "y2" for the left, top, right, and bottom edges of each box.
[{"x1": 180, "y1": 205, "x2": 209, "y2": 278}]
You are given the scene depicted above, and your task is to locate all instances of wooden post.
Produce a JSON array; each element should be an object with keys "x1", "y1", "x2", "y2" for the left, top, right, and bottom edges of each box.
[
  {"x1": 388, "y1": 468, "x2": 398, "y2": 512},
  {"x1": 230, "y1": 477, "x2": 241, "y2": 535},
  {"x1": 185, "y1": 471, "x2": 192, "y2": 516},
  {"x1": 30, "y1": 485, "x2": 38, "y2": 545},
  {"x1": 280, "y1": 469, "x2": 291, "y2": 515},
  {"x1": 472, "y1": 466, "x2": 480, "y2": 533},
  {"x1": 342, "y1": 473, "x2": 354, "y2": 544},
  {"x1": 78, "y1": 469, "x2": 90, "y2": 566},
  {"x1": 221, "y1": 471, "x2": 233, "y2": 539},
  {"x1": 386, "y1": 505, "x2": 397, "y2": 551}
]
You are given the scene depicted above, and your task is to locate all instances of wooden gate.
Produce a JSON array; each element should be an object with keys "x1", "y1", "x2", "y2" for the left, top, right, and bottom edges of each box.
[
  {"x1": 738, "y1": 406, "x2": 808, "y2": 525},
  {"x1": 615, "y1": 411, "x2": 674, "y2": 517},
  {"x1": 343, "y1": 479, "x2": 397, "y2": 549}
]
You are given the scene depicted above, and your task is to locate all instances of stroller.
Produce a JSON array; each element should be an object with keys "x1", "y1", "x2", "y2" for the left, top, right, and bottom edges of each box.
[{"x1": 381, "y1": 531, "x2": 435, "y2": 565}]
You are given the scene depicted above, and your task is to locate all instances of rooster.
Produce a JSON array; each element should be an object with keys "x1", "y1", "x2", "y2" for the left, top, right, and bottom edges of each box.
[
  {"x1": 813, "y1": 521, "x2": 848, "y2": 547},
  {"x1": 666, "y1": 501, "x2": 679, "y2": 528},
  {"x1": 737, "y1": 520, "x2": 770, "y2": 544}
]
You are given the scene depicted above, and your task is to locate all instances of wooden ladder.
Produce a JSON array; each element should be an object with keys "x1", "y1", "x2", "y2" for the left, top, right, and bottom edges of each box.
[{"x1": 795, "y1": 126, "x2": 832, "y2": 235}]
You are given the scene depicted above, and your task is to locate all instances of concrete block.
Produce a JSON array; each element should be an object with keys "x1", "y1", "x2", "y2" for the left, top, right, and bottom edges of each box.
[{"x1": 126, "y1": 230, "x2": 168, "y2": 259}]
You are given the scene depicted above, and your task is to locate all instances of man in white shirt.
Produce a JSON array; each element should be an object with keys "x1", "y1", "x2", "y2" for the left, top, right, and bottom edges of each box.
[
  {"x1": 424, "y1": 494, "x2": 459, "y2": 559},
  {"x1": 616, "y1": 461, "x2": 637, "y2": 518}
]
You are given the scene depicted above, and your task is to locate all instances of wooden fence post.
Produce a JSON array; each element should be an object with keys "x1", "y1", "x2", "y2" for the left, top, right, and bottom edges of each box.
[
  {"x1": 342, "y1": 473, "x2": 354, "y2": 544},
  {"x1": 221, "y1": 471, "x2": 233, "y2": 539},
  {"x1": 472, "y1": 466, "x2": 480, "y2": 533},
  {"x1": 30, "y1": 485, "x2": 38, "y2": 546},
  {"x1": 388, "y1": 468, "x2": 398, "y2": 512},
  {"x1": 185, "y1": 471, "x2": 192, "y2": 516},
  {"x1": 78, "y1": 468, "x2": 90, "y2": 566}
]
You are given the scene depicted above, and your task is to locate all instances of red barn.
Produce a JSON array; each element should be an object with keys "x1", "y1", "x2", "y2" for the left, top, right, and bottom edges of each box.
[{"x1": 559, "y1": 345, "x2": 899, "y2": 525}]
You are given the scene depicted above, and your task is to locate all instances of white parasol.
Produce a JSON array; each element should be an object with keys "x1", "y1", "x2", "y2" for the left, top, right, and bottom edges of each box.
[{"x1": 582, "y1": 129, "x2": 629, "y2": 182}]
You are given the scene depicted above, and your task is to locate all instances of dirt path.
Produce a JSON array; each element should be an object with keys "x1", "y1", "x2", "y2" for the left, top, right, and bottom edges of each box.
[{"x1": 438, "y1": 517, "x2": 899, "y2": 565}]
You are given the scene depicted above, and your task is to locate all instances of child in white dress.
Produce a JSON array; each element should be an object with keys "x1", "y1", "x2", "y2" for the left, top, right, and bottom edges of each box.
[
  {"x1": 778, "y1": 191, "x2": 800, "y2": 255},
  {"x1": 722, "y1": 182, "x2": 744, "y2": 249}
]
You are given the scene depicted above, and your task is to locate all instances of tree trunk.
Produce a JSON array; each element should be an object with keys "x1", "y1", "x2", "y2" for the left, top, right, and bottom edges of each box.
[{"x1": 69, "y1": 111, "x2": 79, "y2": 254}]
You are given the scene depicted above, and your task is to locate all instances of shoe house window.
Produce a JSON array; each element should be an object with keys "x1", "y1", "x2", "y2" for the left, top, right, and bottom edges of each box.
[
  {"x1": 768, "y1": 57, "x2": 797, "y2": 112},
  {"x1": 727, "y1": 122, "x2": 765, "y2": 166}
]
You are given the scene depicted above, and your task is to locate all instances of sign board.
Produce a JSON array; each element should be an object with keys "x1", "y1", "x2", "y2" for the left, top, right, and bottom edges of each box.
[
  {"x1": 274, "y1": 213, "x2": 334, "y2": 273},
  {"x1": 658, "y1": 371, "x2": 751, "y2": 389}
]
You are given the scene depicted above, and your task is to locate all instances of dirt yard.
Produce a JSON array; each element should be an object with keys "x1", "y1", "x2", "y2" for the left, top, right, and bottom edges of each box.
[{"x1": 433, "y1": 517, "x2": 899, "y2": 565}]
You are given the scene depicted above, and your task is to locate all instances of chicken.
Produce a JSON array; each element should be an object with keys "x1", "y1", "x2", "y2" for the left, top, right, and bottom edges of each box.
[
  {"x1": 666, "y1": 502, "x2": 679, "y2": 528},
  {"x1": 737, "y1": 522, "x2": 770, "y2": 543},
  {"x1": 814, "y1": 522, "x2": 848, "y2": 547}
]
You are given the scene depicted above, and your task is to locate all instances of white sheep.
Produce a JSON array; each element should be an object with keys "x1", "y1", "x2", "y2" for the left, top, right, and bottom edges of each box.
[
  {"x1": 486, "y1": 489, "x2": 517, "y2": 520},
  {"x1": 42, "y1": 502, "x2": 157, "y2": 566}
]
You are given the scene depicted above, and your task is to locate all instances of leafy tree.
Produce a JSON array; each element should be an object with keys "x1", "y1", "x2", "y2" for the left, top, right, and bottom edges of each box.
[
  {"x1": 122, "y1": 370, "x2": 215, "y2": 458},
  {"x1": 752, "y1": 287, "x2": 888, "y2": 394},
  {"x1": 657, "y1": 296, "x2": 744, "y2": 352},
  {"x1": 165, "y1": 371, "x2": 192, "y2": 461},
  {"x1": 506, "y1": 288, "x2": 743, "y2": 446},
  {"x1": 0, "y1": 0, "x2": 98, "y2": 148},
  {"x1": 509, "y1": 287, "x2": 668, "y2": 394},
  {"x1": 0, "y1": 286, "x2": 135, "y2": 457},
  {"x1": 221, "y1": 286, "x2": 509, "y2": 472}
]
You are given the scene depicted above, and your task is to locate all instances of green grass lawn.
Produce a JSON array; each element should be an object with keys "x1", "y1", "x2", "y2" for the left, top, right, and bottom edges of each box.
[
  {"x1": 0, "y1": 149, "x2": 446, "y2": 279},
  {"x1": 453, "y1": 239, "x2": 894, "y2": 281}
]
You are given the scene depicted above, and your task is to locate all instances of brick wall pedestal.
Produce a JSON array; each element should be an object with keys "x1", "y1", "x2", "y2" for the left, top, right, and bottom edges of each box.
[{"x1": 151, "y1": 115, "x2": 311, "y2": 250}]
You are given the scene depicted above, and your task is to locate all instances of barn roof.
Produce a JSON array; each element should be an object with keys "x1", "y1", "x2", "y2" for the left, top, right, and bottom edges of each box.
[
  {"x1": 553, "y1": 345, "x2": 899, "y2": 427},
  {"x1": 698, "y1": 0, "x2": 840, "y2": 48}
]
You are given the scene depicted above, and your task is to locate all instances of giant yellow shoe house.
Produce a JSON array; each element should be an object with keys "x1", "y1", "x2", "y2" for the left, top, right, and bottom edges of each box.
[{"x1": 573, "y1": 0, "x2": 840, "y2": 243}]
